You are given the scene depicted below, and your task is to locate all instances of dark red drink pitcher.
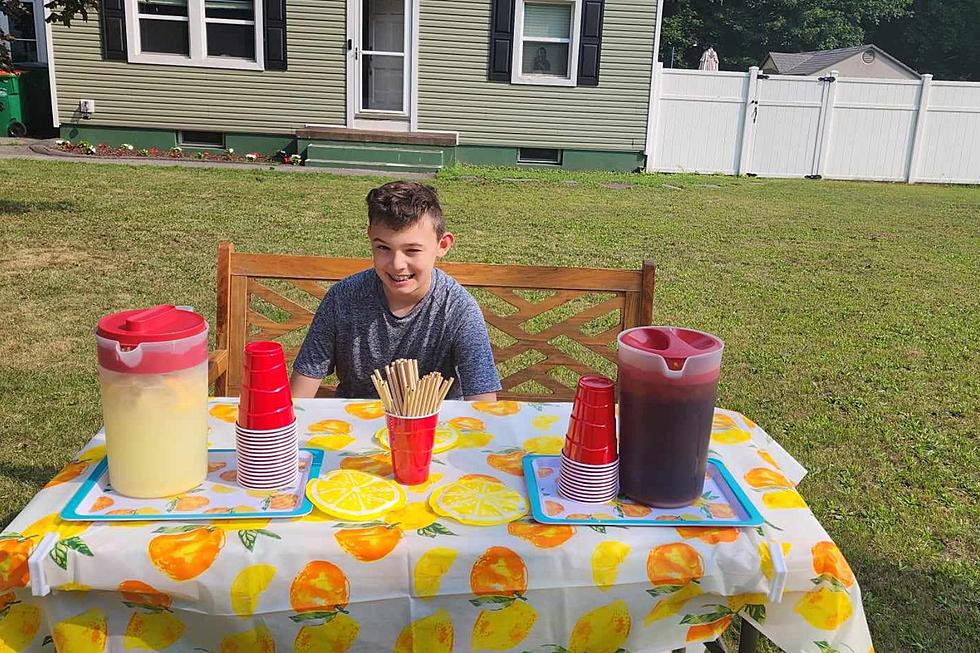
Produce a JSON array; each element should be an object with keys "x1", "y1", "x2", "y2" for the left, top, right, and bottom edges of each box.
[{"x1": 617, "y1": 326, "x2": 724, "y2": 507}]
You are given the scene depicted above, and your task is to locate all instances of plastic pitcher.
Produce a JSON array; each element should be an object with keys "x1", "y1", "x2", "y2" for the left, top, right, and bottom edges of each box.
[
  {"x1": 96, "y1": 305, "x2": 209, "y2": 498},
  {"x1": 617, "y1": 326, "x2": 724, "y2": 507}
]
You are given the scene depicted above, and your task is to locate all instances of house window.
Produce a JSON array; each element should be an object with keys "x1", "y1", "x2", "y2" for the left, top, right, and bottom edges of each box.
[
  {"x1": 126, "y1": 0, "x2": 263, "y2": 69},
  {"x1": 512, "y1": 0, "x2": 580, "y2": 86},
  {"x1": 518, "y1": 147, "x2": 561, "y2": 164},
  {"x1": 178, "y1": 130, "x2": 224, "y2": 147},
  {"x1": 0, "y1": 0, "x2": 46, "y2": 64}
]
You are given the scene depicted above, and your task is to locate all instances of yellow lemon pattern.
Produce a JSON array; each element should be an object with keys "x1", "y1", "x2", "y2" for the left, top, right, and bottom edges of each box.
[
  {"x1": 52, "y1": 608, "x2": 108, "y2": 653},
  {"x1": 794, "y1": 586, "x2": 854, "y2": 630},
  {"x1": 0, "y1": 602, "x2": 41, "y2": 652},
  {"x1": 123, "y1": 611, "x2": 185, "y2": 651},
  {"x1": 393, "y1": 610, "x2": 454, "y2": 653},
  {"x1": 414, "y1": 547, "x2": 459, "y2": 598},
  {"x1": 219, "y1": 623, "x2": 276, "y2": 653},
  {"x1": 568, "y1": 600, "x2": 632, "y2": 653},
  {"x1": 471, "y1": 598, "x2": 537, "y2": 651},
  {"x1": 294, "y1": 613, "x2": 360, "y2": 653},
  {"x1": 230, "y1": 564, "x2": 276, "y2": 617},
  {"x1": 591, "y1": 541, "x2": 630, "y2": 590},
  {"x1": 521, "y1": 435, "x2": 565, "y2": 455}
]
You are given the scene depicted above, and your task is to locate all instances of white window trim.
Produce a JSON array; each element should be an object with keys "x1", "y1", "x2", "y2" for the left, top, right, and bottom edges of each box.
[
  {"x1": 124, "y1": 0, "x2": 264, "y2": 71},
  {"x1": 511, "y1": 0, "x2": 580, "y2": 87},
  {"x1": 0, "y1": 0, "x2": 48, "y2": 64}
]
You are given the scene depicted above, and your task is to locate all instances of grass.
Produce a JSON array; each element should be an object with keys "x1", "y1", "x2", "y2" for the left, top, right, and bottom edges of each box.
[{"x1": 1, "y1": 159, "x2": 978, "y2": 651}]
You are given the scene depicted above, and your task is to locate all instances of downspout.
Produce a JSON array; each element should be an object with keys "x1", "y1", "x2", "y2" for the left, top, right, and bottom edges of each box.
[
  {"x1": 44, "y1": 4, "x2": 59, "y2": 128},
  {"x1": 642, "y1": 0, "x2": 665, "y2": 172}
]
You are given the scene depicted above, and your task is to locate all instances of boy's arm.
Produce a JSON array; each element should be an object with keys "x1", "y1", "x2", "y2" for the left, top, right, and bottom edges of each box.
[
  {"x1": 290, "y1": 372, "x2": 324, "y2": 399},
  {"x1": 290, "y1": 291, "x2": 338, "y2": 398},
  {"x1": 453, "y1": 296, "x2": 503, "y2": 400}
]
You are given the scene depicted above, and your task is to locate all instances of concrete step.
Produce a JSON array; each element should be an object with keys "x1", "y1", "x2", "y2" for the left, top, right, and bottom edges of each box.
[
  {"x1": 306, "y1": 143, "x2": 445, "y2": 169},
  {"x1": 304, "y1": 158, "x2": 442, "y2": 174}
]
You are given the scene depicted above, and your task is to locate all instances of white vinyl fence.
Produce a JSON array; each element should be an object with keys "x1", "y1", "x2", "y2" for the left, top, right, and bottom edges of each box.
[{"x1": 645, "y1": 65, "x2": 980, "y2": 184}]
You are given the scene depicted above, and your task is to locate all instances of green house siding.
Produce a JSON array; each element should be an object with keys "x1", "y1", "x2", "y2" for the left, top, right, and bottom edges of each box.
[
  {"x1": 51, "y1": 0, "x2": 346, "y2": 133},
  {"x1": 417, "y1": 0, "x2": 656, "y2": 150}
]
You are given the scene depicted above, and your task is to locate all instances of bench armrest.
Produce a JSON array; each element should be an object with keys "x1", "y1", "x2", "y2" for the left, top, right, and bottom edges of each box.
[{"x1": 208, "y1": 349, "x2": 229, "y2": 390}]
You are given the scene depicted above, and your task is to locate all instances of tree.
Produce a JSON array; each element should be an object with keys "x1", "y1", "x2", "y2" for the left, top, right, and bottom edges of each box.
[
  {"x1": 660, "y1": 0, "x2": 911, "y2": 71},
  {"x1": 868, "y1": 0, "x2": 980, "y2": 81},
  {"x1": 1, "y1": 0, "x2": 96, "y2": 71}
]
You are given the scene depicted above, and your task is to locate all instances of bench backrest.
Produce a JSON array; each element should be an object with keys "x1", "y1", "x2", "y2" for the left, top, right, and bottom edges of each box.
[{"x1": 214, "y1": 242, "x2": 655, "y2": 401}]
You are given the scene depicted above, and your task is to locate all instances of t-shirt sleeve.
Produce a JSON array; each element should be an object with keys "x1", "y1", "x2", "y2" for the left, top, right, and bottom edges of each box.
[
  {"x1": 452, "y1": 294, "x2": 502, "y2": 397},
  {"x1": 292, "y1": 290, "x2": 337, "y2": 379}
]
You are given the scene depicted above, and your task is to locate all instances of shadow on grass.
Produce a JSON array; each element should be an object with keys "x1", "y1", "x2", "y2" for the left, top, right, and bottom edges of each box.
[{"x1": 0, "y1": 199, "x2": 76, "y2": 215}]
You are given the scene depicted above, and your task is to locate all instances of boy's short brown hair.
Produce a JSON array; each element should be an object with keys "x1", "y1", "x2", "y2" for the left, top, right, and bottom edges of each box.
[{"x1": 366, "y1": 181, "x2": 446, "y2": 237}]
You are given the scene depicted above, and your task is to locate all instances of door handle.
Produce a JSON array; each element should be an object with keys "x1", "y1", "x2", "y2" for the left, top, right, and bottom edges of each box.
[{"x1": 347, "y1": 38, "x2": 352, "y2": 50}]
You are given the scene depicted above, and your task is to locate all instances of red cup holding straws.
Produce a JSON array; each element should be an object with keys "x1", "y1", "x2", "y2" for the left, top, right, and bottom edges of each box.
[{"x1": 386, "y1": 411, "x2": 439, "y2": 485}]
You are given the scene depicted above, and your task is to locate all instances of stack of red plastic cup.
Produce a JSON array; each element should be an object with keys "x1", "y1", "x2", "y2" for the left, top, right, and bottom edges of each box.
[
  {"x1": 386, "y1": 411, "x2": 439, "y2": 485},
  {"x1": 236, "y1": 341, "x2": 298, "y2": 489},
  {"x1": 558, "y1": 375, "x2": 619, "y2": 503}
]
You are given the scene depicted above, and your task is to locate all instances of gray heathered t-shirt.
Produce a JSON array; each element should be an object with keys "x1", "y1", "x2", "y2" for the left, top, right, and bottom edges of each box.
[{"x1": 293, "y1": 268, "x2": 501, "y2": 399}]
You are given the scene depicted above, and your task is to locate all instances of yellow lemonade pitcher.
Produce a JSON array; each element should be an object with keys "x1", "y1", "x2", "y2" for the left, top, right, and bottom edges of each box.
[{"x1": 96, "y1": 305, "x2": 209, "y2": 498}]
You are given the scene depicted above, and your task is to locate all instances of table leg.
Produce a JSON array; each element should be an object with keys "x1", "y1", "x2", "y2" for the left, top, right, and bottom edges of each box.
[
  {"x1": 705, "y1": 639, "x2": 730, "y2": 653},
  {"x1": 737, "y1": 620, "x2": 760, "y2": 653}
]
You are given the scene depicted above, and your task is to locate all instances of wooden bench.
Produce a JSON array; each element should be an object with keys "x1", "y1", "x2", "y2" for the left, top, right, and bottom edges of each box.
[{"x1": 209, "y1": 242, "x2": 655, "y2": 402}]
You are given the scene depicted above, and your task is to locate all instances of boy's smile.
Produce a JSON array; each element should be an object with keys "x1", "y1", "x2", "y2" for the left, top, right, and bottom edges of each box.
[{"x1": 368, "y1": 215, "x2": 454, "y2": 316}]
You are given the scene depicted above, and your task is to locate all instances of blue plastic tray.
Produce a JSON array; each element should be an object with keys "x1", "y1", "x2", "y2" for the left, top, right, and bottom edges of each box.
[
  {"x1": 523, "y1": 455, "x2": 763, "y2": 527},
  {"x1": 60, "y1": 448, "x2": 323, "y2": 522}
]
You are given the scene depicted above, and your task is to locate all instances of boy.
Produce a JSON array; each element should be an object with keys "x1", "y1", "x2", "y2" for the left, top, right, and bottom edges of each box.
[{"x1": 290, "y1": 181, "x2": 501, "y2": 401}]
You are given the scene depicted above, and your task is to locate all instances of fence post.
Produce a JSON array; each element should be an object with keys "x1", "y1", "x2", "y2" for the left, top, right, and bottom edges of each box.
[
  {"x1": 907, "y1": 74, "x2": 934, "y2": 184},
  {"x1": 644, "y1": 62, "x2": 665, "y2": 173},
  {"x1": 812, "y1": 69, "x2": 839, "y2": 177},
  {"x1": 737, "y1": 66, "x2": 759, "y2": 175}
]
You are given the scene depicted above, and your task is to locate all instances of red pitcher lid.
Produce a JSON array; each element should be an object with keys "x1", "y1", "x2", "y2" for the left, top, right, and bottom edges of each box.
[
  {"x1": 96, "y1": 305, "x2": 206, "y2": 346},
  {"x1": 620, "y1": 326, "x2": 723, "y2": 371}
]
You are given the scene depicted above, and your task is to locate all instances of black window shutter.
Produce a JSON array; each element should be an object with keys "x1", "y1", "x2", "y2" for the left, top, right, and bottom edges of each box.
[
  {"x1": 100, "y1": 0, "x2": 128, "y2": 61},
  {"x1": 487, "y1": 0, "x2": 515, "y2": 81},
  {"x1": 264, "y1": 0, "x2": 287, "y2": 71},
  {"x1": 577, "y1": 0, "x2": 604, "y2": 86}
]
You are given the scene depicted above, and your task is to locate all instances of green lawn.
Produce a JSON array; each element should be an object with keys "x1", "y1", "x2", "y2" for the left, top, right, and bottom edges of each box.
[{"x1": 1, "y1": 159, "x2": 978, "y2": 651}]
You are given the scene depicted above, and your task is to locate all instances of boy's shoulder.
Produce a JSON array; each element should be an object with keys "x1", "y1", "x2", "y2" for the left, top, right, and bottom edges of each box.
[
  {"x1": 329, "y1": 269, "x2": 380, "y2": 298},
  {"x1": 435, "y1": 268, "x2": 478, "y2": 305}
]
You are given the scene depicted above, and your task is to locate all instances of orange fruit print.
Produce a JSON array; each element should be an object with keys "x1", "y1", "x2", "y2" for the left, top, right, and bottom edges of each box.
[
  {"x1": 335, "y1": 526, "x2": 403, "y2": 562},
  {"x1": 472, "y1": 401, "x2": 520, "y2": 416},
  {"x1": 345, "y1": 401, "x2": 385, "y2": 420},
  {"x1": 0, "y1": 537, "x2": 33, "y2": 591},
  {"x1": 507, "y1": 521, "x2": 575, "y2": 548},
  {"x1": 486, "y1": 450, "x2": 525, "y2": 476},
  {"x1": 290, "y1": 560, "x2": 350, "y2": 613},
  {"x1": 339, "y1": 453, "x2": 393, "y2": 477},
  {"x1": 687, "y1": 615, "x2": 733, "y2": 642},
  {"x1": 646, "y1": 543, "x2": 704, "y2": 586},
  {"x1": 811, "y1": 541, "x2": 855, "y2": 587},
  {"x1": 675, "y1": 526, "x2": 739, "y2": 544},
  {"x1": 148, "y1": 527, "x2": 225, "y2": 581},
  {"x1": 470, "y1": 546, "x2": 527, "y2": 596},
  {"x1": 118, "y1": 580, "x2": 172, "y2": 609},
  {"x1": 44, "y1": 461, "x2": 89, "y2": 488}
]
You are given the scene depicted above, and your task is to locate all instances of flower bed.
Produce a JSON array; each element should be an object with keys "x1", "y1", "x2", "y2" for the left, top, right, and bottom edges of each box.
[{"x1": 53, "y1": 140, "x2": 303, "y2": 165}]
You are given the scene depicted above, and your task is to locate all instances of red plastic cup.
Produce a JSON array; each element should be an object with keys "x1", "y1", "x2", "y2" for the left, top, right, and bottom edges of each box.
[
  {"x1": 240, "y1": 384, "x2": 293, "y2": 414},
  {"x1": 243, "y1": 341, "x2": 287, "y2": 370},
  {"x1": 563, "y1": 438, "x2": 618, "y2": 465},
  {"x1": 565, "y1": 415, "x2": 617, "y2": 450},
  {"x1": 386, "y1": 411, "x2": 438, "y2": 485},
  {"x1": 239, "y1": 404, "x2": 295, "y2": 430}
]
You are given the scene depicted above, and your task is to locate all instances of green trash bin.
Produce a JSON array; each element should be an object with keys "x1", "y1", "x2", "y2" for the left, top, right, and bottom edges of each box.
[{"x1": 0, "y1": 71, "x2": 27, "y2": 137}]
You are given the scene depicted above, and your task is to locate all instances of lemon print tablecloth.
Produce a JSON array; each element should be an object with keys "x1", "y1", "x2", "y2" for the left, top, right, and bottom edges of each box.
[{"x1": 0, "y1": 399, "x2": 875, "y2": 653}]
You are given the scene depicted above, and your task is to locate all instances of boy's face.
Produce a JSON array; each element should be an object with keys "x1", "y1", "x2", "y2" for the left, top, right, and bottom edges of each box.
[{"x1": 368, "y1": 214, "x2": 454, "y2": 304}]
